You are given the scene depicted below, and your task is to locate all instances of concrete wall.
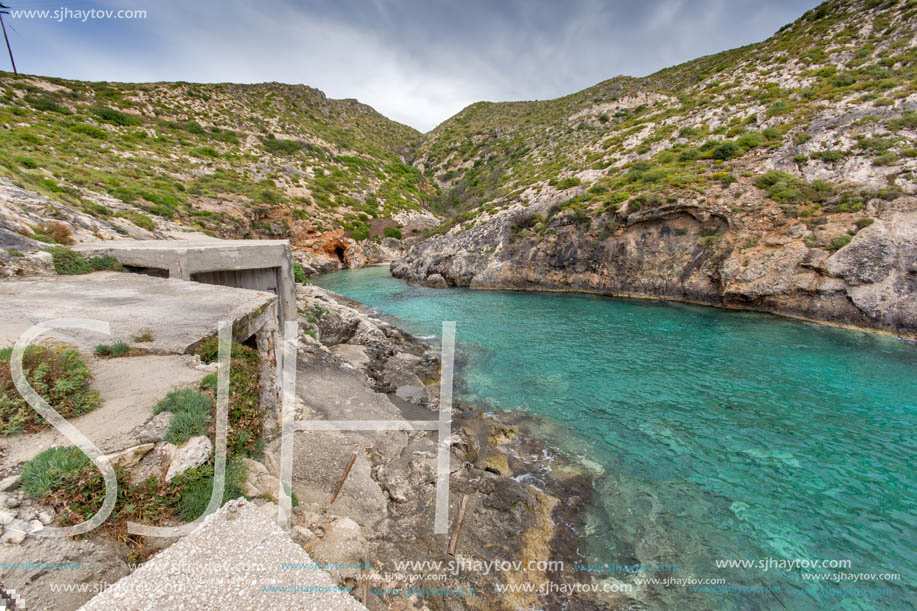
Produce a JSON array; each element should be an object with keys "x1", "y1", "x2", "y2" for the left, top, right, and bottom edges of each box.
[
  {"x1": 74, "y1": 239, "x2": 299, "y2": 439},
  {"x1": 191, "y1": 268, "x2": 279, "y2": 295},
  {"x1": 76, "y1": 239, "x2": 296, "y2": 323}
]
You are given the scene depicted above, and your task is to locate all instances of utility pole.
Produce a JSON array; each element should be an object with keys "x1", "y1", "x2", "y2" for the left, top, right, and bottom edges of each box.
[{"x1": 0, "y1": 3, "x2": 16, "y2": 75}]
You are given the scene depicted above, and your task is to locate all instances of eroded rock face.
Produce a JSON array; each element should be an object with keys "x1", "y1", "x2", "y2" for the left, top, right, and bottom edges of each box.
[
  {"x1": 392, "y1": 195, "x2": 917, "y2": 337},
  {"x1": 826, "y1": 224, "x2": 897, "y2": 285}
]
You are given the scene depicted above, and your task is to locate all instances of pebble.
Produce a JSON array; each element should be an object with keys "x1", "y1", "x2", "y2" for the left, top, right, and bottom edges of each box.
[
  {"x1": 1, "y1": 519, "x2": 29, "y2": 544},
  {"x1": 0, "y1": 475, "x2": 21, "y2": 492}
]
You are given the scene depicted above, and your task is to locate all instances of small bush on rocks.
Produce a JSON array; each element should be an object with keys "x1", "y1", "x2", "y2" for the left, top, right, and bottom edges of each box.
[
  {"x1": 154, "y1": 389, "x2": 213, "y2": 445},
  {"x1": 0, "y1": 345, "x2": 100, "y2": 435}
]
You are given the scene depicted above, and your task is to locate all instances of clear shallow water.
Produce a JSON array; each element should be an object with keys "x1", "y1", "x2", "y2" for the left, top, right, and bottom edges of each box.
[{"x1": 315, "y1": 267, "x2": 917, "y2": 610}]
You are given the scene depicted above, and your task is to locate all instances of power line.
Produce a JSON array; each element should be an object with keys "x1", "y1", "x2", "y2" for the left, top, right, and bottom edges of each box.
[{"x1": 0, "y1": 3, "x2": 16, "y2": 74}]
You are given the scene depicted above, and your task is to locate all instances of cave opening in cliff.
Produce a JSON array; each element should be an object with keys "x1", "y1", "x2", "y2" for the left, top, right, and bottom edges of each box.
[{"x1": 334, "y1": 246, "x2": 346, "y2": 264}]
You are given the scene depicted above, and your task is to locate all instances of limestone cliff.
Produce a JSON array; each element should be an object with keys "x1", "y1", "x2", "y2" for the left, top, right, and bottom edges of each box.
[
  {"x1": 392, "y1": 187, "x2": 917, "y2": 337},
  {"x1": 394, "y1": 0, "x2": 917, "y2": 338}
]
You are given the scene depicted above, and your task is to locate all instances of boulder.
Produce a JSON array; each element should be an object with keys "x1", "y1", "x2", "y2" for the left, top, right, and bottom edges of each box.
[
  {"x1": 0, "y1": 519, "x2": 31, "y2": 544},
  {"x1": 104, "y1": 443, "x2": 155, "y2": 469},
  {"x1": 0, "y1": 475, "x2": 21, "y2": 492},
  {"x1": 826, "y1": 228, "x2": 896, "y2": 285},
  {"x1": 164, "y1": 436, "x2": 213, "y2": 482}
]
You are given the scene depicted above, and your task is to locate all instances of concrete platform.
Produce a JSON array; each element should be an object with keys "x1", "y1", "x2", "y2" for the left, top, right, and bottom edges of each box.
[
  {"x1": 0, "y1": 271, "x2": 276, "y2": 353},
  {"x1": 74, "y1": 239, "x2": 297, "y2": 324},
  {"x1": 79, "y1": 499, "x2": 367, "y2": 611},
  {"x1": 1, "y1": 355, "x2": 207, "y2": 471}
]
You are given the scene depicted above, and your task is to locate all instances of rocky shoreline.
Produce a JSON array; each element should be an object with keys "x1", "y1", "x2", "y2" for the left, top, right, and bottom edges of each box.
[
  {"x1": 293, "y1": 284, "x2": 621, "y2": 609},
  {"x1": 390, "y1": 190, "x2": 917, "y2": 339}
]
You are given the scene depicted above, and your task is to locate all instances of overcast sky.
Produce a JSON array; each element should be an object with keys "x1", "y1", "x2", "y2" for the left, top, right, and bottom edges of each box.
[{"x1": 3, "y1": 0, "x2": 822, "y2": 131}]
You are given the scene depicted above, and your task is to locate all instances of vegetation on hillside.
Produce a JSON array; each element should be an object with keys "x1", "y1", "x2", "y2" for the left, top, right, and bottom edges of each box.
[
  {"x1": 414, "y1": 0, "x2": 917, "y2": 238},
  {"x1": 0, "y1": 78, "x2": 435, "y2": 242}
]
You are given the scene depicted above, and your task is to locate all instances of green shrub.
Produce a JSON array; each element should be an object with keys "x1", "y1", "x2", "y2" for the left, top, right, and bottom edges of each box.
[
  {"x1": 812, "y1": 150, "x2": 846, "y2": 163},
  {"x1": 383, "y1": 226, "x2": 403, "y2": 239},
  {"x1": 828, "y1": 235, "x2": 853, "y2": 250},
  {"x1": 0, "y1": 345, "x2": 100, "y2": 435},
  {"x1": 631, "y1": 192, "x2": 663, "y2": 210},
  {"x1": 131, "y1": 328, "x2": 154, "y2": 343},
  {"x1": 753, "y1": 171, "x2": 832, "y2": 206},
  {"x1": 571, "y1": 208, "x2": 591, "y2": 228},
  {"x1": 712, "y1": 172, "x2": 737, "y2": 187},
  {"x1": 121, "y1": 211, "x2": 156, "y2": 231},
  {"x1": 25, "y1": 96, "x2": 70, "y2": 114},
  {"x1": 261, "y1": 135, "x2": 302, "y2": 155},
  {"x1": 609, "y1": 191, "x2": 630, "y2": 204},
  {"x1": 7, "y1": 248, "x2": 23, "y2": 257},
  {"x1": 154, "y1": 389, "x2": 213, "y2": 445},
  {"x1": 21, "y1": 446, "x2": 90, "y2": 497},
  {"x1": 190, "y1": 146, "x2": 220, "y2": 158},
  {"x1": 711, "y1": 141, "x2": 740, "y2": 160},
  {"x1": 293, "y1": 262, "x2": 307, "y2": 284},
  {"x1": 736, "y1": 132, "x2": 764, "y2": 149},
  {"x1": 183, "y1": 121, "x2": 206, "y2": 135},
  {"x1": 172, "y1": 459, "x2": 247, "y2": 522},
  {"x1": 71, "y1": 124, "x2": 108, "y2": 139},
  {"x1": 201, "y1": 373, "x2": 218, "y2": 392},
  {"x1": 854, "y1": 217, "x2": 874, "y2": 229},
  {"x1": 13, "y1": 155, "x2": 38, "y2": 168},
  {"x1": 885, "y1": 111, "x2": 917, "y2": 131},
  {"x1": 555, "y1": 177, "x2": 582, "y2": 189},
  {"x1": 94, "y1": 342, "x2": 130, "y2": 357},
  {"x1": 93, "y1": 106, "x2": 140, "y2": 126},
  {"x1": 46, "y1": 246, "x2": 92, "y2": 275},
  {"x1": 22, "y1": 449, "x2": 191, "y2": 548},
  {"x1": 697, "y1": 227, "x2": 722, "y2": 247},
  {"x1": 194, "y1": 338, "x2": 262, "y2": 456},
  {"x1": 349, "y1": 223, "x2": 370, "y2": 241},
  {"x1": 872, "y1": 151, "x2": 897, "y2": 166},
  {"x1": 89, "y1": 255, "x2": 123, "y2": 271}
]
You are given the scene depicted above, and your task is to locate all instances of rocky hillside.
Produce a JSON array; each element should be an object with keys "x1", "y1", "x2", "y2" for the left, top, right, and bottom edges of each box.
[
  {"x1": 0, "y1": 77, "x2": 439, "y2": 276},
  {"x1": 1, "y1": 0, "x2": 916, "y2": 335},
  {"x1": 394, "y1": 0, "x2": 917, "y2": 337}
]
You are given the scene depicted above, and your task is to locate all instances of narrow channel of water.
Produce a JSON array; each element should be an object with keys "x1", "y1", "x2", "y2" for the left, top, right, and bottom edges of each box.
[{"x1": 315, "y1": 266, "x2": 917, "y2": 610}]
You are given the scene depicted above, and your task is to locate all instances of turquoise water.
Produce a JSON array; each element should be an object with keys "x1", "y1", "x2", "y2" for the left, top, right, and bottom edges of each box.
[{"x1": 314, "y1": 267, "x2": 917, "y2": 610}]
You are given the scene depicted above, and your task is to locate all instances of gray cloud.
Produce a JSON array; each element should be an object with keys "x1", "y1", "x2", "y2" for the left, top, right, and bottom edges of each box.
[{"x1": 6, "y1": 0, "x2": 822, "y2": 130}]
